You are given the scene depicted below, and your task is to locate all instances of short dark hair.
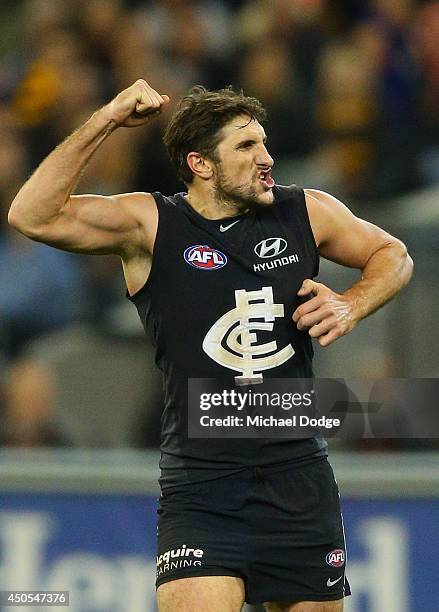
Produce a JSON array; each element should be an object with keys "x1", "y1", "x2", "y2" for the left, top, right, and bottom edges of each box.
[{"x1": 163, "y1": 85, "x2": 266, "y2": 185}]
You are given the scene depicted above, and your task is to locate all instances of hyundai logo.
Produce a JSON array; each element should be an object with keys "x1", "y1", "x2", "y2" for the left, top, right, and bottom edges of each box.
[{"x1": 254, "y1": 237, "x2": 288, "y2": 259}]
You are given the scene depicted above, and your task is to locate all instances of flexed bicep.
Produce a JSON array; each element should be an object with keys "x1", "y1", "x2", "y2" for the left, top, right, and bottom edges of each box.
[
  {"x1": 20, "y1": 192, "x2": 157, "y2": 256},
  {"x1": 8, "y1": 79, "x2": 167, "y2": 256}
]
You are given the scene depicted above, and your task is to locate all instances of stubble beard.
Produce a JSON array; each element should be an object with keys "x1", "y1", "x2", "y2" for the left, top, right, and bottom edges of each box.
[{"x1": 212, "y1": 165, "x2": 273, "y2": 213}]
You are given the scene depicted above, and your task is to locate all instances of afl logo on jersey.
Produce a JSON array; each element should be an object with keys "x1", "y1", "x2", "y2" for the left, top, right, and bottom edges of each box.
[
  {"x1": 184, "y1": 245, "x2": 228, "y2": 270},
  {"x1": 254, "y1": 237, "x2": 287, "y2": 259},
  {"x1": 326, "y1": 549, "x2": 345, "y2": 567}
]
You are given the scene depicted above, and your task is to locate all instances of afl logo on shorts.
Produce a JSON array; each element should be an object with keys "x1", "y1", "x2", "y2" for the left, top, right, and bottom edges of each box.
[
  {"x1": 184, "y1": 245, "x2": 227, "y2": 270},
  {"x1": 326, "y1": 549, "x2": 345, "y2": 567}
]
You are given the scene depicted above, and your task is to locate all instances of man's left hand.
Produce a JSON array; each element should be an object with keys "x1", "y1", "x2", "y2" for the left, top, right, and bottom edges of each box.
[{"x1": 292, "y1": 279, "x2": 356, "y2": 347}]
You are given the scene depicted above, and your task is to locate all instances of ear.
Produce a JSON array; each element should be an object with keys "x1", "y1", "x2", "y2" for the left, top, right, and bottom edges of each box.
[{"x1": 186, "y1": 152, "x2": 214, "y2": 181}]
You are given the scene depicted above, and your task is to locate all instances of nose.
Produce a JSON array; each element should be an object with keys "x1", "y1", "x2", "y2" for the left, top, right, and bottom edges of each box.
[{"x1": 256, "y1": 144, "x2": 274, "y2": 168}]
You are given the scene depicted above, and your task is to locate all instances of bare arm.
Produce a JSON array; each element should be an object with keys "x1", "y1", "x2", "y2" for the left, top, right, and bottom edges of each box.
[
  {"x1": 292, "y1": 188, "x2": 413, "y2": 346},
  {"x1": 8, "y1": 80, "x2": 170, "y2": 257}
]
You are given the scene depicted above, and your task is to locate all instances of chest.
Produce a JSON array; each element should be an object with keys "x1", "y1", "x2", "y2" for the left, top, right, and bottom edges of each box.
[{"x1": 155, "y1": 211, "x2": 315, "y2": 313}]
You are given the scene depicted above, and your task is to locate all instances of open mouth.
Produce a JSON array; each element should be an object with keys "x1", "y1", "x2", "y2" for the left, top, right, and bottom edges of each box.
[{"x1": 259, "y1": 168, "x2": 275, "y2": 189}]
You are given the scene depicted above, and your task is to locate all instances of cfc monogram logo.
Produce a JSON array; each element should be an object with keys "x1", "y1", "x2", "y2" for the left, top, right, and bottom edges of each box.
[{"x1": 202, "y1": 287, "x2": 295, "y2": 385}]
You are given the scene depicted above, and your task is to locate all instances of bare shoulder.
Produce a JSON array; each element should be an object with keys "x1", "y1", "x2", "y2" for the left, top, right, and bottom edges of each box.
[
  {"x1": 304, "y1": 188, "x2": 353, "y2": 215},
  {"x1": 117, "y1": 192, "x2": 158, "y2": 296},
  {"x1": 115, "y1": 191, "x2": 158, "y2": 225},
  {"x1": 303, "y1": 188, "x2": 344, "y2": 247},
  {"x1": 303, "y1": 188, "x2": 346, "y2": 220},
  {"x1": 115, "y1": 191, "x2": 158, "y2": 255},
  {"x1": 303, "y1": 188, "x2": 334, "y2": 204},
  {"x1": 303, "y1": 187, "x2": 400, "y2": 268}
]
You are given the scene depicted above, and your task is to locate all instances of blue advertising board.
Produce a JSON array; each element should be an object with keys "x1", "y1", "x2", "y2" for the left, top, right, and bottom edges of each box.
[
  {"x1": 341, "y1": 499, "x2": 439, "y2": 612},
  {"x1": 1, "y1": 493, "x2": 438, "y2": 612},
  {"x1": 0, "y1": 494, "x2": 158, "y2": 611}
]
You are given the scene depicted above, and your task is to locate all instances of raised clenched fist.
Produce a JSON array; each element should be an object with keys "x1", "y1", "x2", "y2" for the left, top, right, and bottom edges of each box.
[{"x1": 102, "y1": 79, "x2": 170, "y2": 128}]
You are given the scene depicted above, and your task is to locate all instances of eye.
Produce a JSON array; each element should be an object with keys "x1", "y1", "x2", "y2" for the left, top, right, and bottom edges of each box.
[{"x1": 237, "y1": 140, "x2": 255, "y2": 150}]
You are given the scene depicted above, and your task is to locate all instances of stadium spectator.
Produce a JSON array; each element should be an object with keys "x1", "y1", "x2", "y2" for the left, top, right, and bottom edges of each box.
[{"x1": 0, "y1": 357, "x2": 70, "y2": 447}]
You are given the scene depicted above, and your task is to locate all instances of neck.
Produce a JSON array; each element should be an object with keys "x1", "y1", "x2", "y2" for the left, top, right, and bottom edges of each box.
[{"x1": 186, "y1": 183, "x2": 247, "y2": 220}]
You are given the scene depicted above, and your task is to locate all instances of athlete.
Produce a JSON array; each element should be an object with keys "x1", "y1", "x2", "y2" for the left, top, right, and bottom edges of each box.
[{"x1": 8, "y1": 80, "x2": 413, "y2": 612}]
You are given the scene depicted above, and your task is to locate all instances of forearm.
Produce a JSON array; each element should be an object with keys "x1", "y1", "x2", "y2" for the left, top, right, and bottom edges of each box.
[
  {"x1": 344, "y1": 241, "x2": 413, "y2": 323},
  {"x1": 8, "y1": 108, "x2": 115, "y2": 231}
]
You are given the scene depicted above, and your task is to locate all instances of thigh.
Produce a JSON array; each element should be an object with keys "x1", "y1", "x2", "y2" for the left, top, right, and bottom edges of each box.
[
  {"x1": 156, "y1": 475, "x2": 249, "y2": 591},
  {"x1": 157, "y1": 575, "x2": 245, "y2": 612},
  {"x1": 264, "y1": 598, "x2": 343, "y2": 611},
  {"x1": 247, "y1": 459, "x2": 350, "y2": 604}
]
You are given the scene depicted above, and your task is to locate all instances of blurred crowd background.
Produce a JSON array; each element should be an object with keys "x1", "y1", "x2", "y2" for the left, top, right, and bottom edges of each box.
[{"x1": 0, "y1": 0, "x2": 438, "y2": 449}]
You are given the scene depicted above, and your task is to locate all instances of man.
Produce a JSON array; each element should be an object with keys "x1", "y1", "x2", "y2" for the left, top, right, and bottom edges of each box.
[{"x1": 9, "y1": 80, "x2": 413, "y2": 612}]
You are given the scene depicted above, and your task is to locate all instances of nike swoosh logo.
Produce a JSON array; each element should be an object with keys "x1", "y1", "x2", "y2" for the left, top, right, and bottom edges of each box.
[
  {"x1": 327, "y1": 576, "x2": 343, "y2": 587},
  {"x1": 219, "y1": 220, "x2": 240, "y2": 232}
]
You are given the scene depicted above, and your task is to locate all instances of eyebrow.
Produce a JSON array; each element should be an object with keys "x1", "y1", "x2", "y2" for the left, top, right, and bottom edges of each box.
[{"x1": 235, "y1": 135, "x2": 268, "y2": 147}]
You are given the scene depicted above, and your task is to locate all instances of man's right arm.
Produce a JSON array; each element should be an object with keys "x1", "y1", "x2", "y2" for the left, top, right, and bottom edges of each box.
[{"x1": 8, "y1": 80, "x2": 170, "y2": 257}]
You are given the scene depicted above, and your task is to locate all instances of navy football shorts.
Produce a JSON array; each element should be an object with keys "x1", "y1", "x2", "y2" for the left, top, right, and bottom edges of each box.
[{"x1": 156, "y1": 457, "x2": 351, "y2": 605}]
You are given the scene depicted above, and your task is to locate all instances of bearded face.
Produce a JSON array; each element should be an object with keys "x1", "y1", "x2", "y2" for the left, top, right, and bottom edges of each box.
[{"x1": 210, "y1": 116, "x2": 275, "y2": 211}]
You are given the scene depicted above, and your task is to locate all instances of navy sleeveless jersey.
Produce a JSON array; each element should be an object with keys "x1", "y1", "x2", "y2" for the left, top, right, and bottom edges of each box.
[{"x1": 127, "y1": 185, "x2": 327, "y2": 486}]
